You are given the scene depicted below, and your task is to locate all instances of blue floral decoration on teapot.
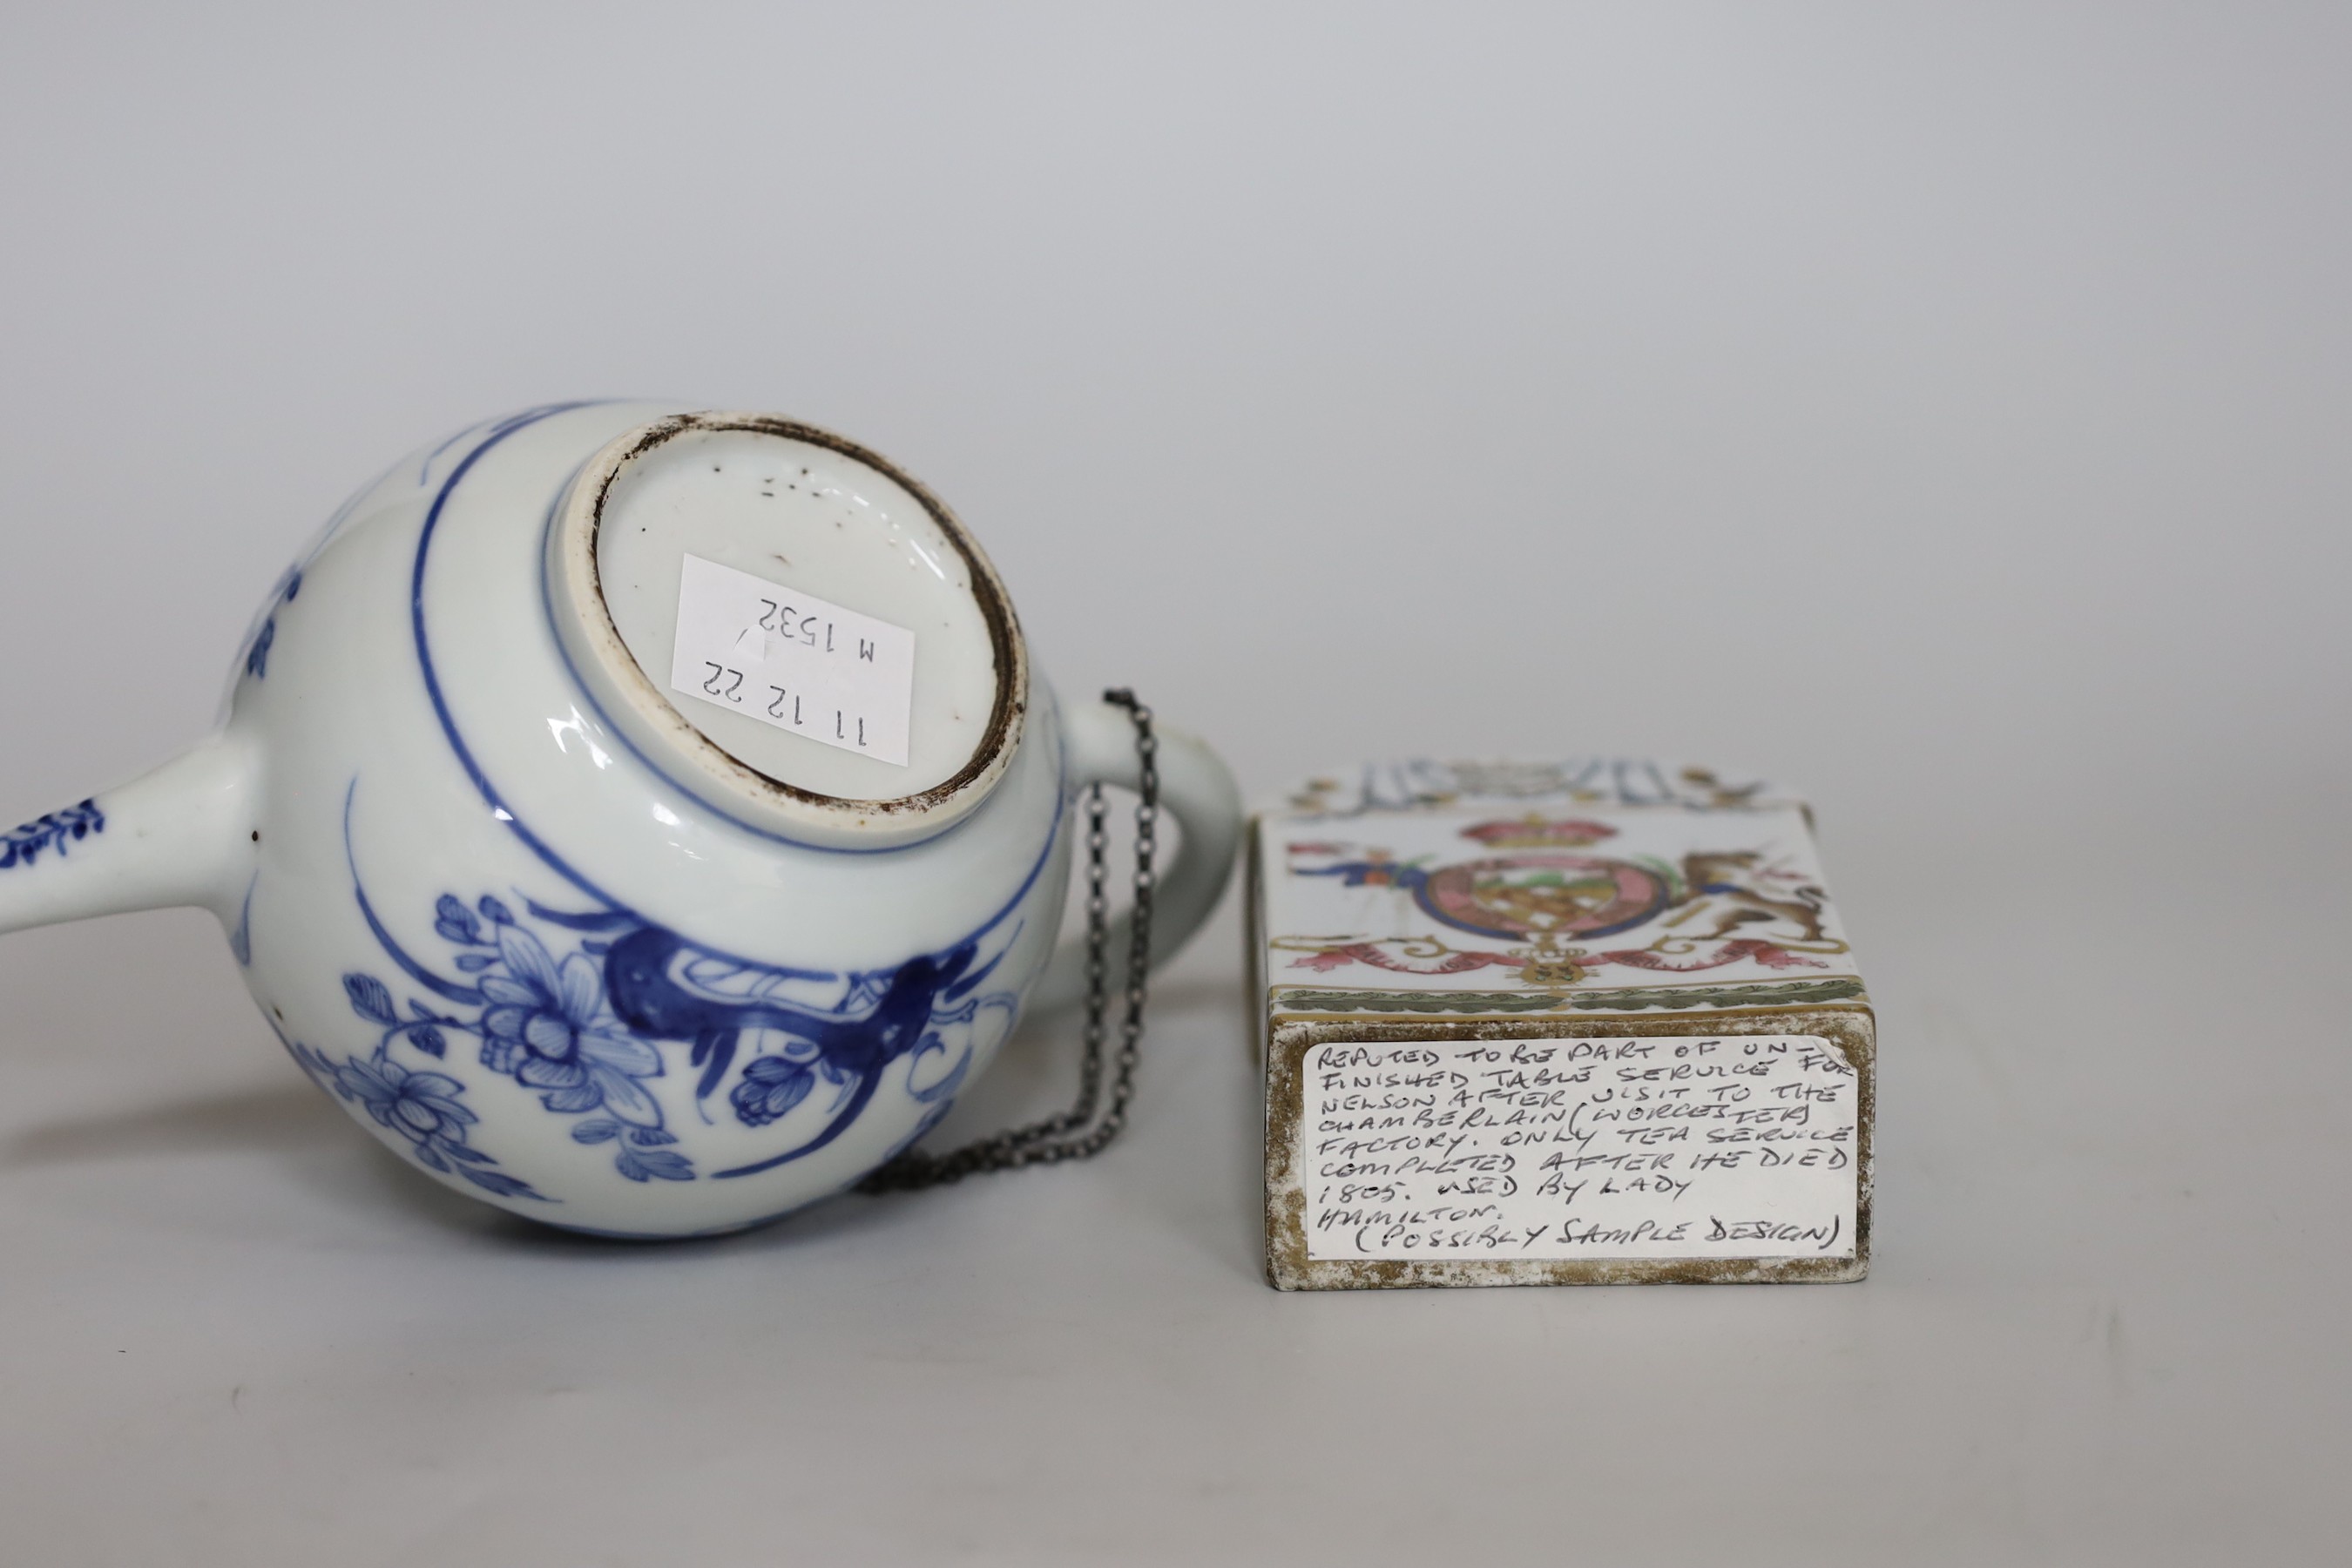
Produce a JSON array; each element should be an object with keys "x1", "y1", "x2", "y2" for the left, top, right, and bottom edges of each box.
[
  {"x1": 284, "y1": 1037, "x2": 547, "y2": 1201},
  {"x1": 326, "y1": 783, "x2": 1011, "y2": 1189},
  {"x1": 0, "y1": 800, "x2": 105, "y2": 871}
]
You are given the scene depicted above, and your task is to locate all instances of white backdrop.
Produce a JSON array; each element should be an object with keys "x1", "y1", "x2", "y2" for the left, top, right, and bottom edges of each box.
[{"x1": 1, "y1": 5, "x2": 2345, "y2": 1564}]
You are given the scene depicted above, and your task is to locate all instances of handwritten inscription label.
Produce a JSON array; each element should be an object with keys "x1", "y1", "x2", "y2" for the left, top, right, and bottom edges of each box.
[
  {"x1": 1300, "y1": 1035, "x2": 1857, "y2": 1261},
  {"x1": 667, "y1": 554, "x2": 916, "y2": 765}
]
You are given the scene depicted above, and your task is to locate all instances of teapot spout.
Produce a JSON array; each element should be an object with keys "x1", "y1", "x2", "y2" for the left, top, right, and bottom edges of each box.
[{"x1": 0, "y1": 735, "x2": 254, "y2": 937}]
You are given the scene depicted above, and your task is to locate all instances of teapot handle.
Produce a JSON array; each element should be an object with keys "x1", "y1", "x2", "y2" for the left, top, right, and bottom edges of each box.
[{"x1": 1027, "y1": 696, "x2": 1241, "y2": 1013}]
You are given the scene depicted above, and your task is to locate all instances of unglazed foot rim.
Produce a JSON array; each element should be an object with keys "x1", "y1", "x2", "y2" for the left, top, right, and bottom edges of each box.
[{"x1": 549, "y1": 412, "x2": 1029, "y2": 848}]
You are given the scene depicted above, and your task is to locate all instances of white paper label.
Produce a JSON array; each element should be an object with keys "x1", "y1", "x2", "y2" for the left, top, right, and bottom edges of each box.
[
  {"x1": 1300, "y1": 1035, "x2": 1857, "y2": 1261},
  {"x1": 667, "y1": 554, "x2": 916, "y2": 766}
]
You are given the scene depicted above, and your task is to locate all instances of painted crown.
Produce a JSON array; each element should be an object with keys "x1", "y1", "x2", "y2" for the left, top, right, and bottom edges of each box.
[{"x1": 1456, "y1": 815, "x2": 1619, "y2": 849}]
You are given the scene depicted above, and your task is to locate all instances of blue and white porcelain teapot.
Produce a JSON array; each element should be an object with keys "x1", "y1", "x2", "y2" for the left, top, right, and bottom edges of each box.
[{"x1": 0, "y1": 403, "x2": 1240, "y2": 1237}]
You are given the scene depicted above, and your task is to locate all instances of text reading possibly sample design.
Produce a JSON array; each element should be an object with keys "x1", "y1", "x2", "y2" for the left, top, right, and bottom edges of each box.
[
  {"x1": 668, "y1": 554, "x2": 916, "y2": 766},
  {"x1": 1301, "y1": 1035, "x2": 1857, "y2": 1261}
]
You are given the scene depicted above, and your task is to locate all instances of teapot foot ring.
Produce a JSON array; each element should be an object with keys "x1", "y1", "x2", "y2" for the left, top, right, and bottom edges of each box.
[{"x1": 546, "y1": 413, "x2": 1029, "y2": 848}]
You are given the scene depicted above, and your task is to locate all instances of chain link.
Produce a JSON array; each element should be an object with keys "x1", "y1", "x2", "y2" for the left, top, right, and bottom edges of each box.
[{"x1": 855, "y1": 689, "x2": 1159, "y2": 1193}]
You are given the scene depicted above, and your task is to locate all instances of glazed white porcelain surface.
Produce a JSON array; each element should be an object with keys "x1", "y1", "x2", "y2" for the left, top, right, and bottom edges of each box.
[
  {"x1": 0, "y1": 402, "x2": 1241, "y2": 1237},
  {"x1": 581, "y1": 422, "x2": 1006, "y2": 807}
]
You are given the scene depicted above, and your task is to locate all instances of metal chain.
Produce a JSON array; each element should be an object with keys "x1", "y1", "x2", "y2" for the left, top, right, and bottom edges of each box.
[{"x1": 855, "y1": 689, "x2": 1159, "y2": 1193}]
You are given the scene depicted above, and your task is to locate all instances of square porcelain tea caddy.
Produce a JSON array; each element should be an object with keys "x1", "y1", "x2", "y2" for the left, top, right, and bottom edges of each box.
[{"x1": 1249, "y1": 759, "x2": 1873, "y2": 1290}]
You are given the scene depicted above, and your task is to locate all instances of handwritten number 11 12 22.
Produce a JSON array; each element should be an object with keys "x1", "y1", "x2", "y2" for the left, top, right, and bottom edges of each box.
[
  {"x1": 698, "y1": 662, "x2": 872, "y2": 749},
  {"x1": 666, "y1": 554, "x2": 915, "y2": 765}
]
